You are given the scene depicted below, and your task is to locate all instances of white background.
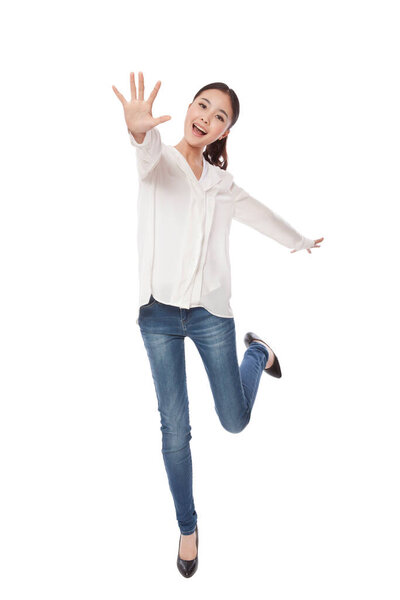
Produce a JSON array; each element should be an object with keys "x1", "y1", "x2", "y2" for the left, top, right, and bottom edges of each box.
[{"x1": 1, "y1": 0, "x2": 399, "y2": 597}]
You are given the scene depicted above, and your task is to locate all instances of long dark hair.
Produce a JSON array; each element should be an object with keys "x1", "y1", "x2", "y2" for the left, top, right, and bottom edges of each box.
[{"x1": 192, "y1": 82, "x2": 240, "y2": 171}]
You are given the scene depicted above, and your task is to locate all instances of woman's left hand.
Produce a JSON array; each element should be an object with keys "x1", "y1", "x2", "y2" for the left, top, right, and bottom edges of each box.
[{"x1": 290, "y1": 237, "x2": 324, "y2": 254}]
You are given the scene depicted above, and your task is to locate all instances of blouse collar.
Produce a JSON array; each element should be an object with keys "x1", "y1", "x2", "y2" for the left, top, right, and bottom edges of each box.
[{"x1": 168, "y1": 145, "x2": 223, "y2": 192}]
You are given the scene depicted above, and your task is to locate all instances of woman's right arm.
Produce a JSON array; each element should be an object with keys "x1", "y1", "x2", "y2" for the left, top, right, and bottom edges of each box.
[
  {"x1": 127, "y1": 126, "x2": 163, "y2": 179},
  {"x1": 112, "y1": 71, "x2": 171, "y2": 179}
]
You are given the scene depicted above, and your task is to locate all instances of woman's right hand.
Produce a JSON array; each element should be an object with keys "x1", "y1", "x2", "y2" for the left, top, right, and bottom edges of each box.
[{"x1": 112, "y1": 71, "x2": 171, "y2": 135}]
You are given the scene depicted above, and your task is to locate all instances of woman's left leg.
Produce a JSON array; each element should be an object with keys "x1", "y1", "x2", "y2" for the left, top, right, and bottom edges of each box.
[{"x1": 186, "y1": 307, "x2": 269, "y2": 433}]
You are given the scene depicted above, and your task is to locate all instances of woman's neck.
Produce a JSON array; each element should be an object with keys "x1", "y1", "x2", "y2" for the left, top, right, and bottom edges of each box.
[{"x1": 173, "y1": 139, "x2": 204, "y2": 167}]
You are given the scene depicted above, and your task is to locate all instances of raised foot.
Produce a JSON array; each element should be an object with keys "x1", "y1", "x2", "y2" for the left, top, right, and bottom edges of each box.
[{"x1": 252, "y1": 339, "x2": 275, "y2": 369}]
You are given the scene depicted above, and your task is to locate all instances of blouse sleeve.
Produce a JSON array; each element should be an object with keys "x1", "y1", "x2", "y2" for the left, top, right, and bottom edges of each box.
[
  {"x1": 231, "y1": 181, "x2": 314, "y2": 251},
  {"x1": 128, "y1": 127, "x2": 162, "y2": 180}
]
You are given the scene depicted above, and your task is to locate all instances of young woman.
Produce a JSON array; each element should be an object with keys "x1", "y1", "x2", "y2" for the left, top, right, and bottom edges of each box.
[{"x1": 112, "y1": 72, "x2": 323, "y2": 578}]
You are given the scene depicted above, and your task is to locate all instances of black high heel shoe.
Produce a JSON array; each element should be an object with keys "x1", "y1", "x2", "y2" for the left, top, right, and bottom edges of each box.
[
  {"x1": 244, "y1": 331, "x2": 282, "y2": 378},
  {"x1": 177, "y1": 525, "x2": 199, "y2": 578}
]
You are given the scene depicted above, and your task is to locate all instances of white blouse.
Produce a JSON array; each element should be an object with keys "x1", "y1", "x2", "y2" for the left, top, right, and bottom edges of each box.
[{"x1": 129, "y1": 127, "x2": 314, "y2": 319}]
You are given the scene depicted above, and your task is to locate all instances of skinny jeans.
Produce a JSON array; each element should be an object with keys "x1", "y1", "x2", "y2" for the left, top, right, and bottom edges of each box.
[{"x1": 137, "y1": 294, "x2": 269, "y2": 535}]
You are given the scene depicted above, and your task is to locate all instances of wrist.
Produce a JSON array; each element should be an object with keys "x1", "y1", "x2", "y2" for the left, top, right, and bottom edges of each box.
[{"x1": 127, "y1": 128, "x2": 146, "y2": 144}]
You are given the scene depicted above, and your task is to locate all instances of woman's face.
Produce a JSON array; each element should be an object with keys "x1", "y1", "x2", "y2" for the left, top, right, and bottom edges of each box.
[{"x1": 184, "y1": 88, "x2": 233, "y2": 148}]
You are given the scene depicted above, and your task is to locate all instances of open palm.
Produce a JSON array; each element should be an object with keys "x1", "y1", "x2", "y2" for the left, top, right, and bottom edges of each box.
[{"x1": 112, "y1": 71, "x2": 171, "y2": 134}]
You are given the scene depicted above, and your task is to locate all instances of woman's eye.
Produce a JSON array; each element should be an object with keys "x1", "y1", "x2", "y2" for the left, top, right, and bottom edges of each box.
[{"x1": 198, "y1": 102, "x2": 224, "y2": 121}]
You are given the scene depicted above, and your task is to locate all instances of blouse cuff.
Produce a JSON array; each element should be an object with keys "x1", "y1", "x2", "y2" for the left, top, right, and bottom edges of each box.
[{"x1": 294, "y1": 236, "x2": 315, "y2": 251}]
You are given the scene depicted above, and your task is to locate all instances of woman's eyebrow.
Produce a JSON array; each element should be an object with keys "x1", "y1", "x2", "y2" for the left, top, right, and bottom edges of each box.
[{"x1": 200, "y1": 97, "x2": 229, "y2": 119}]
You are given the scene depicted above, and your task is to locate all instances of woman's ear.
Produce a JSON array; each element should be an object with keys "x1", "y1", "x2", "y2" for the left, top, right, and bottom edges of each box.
[{"x1": 219, "y1": 129, "x2": 230, "y2": 140}]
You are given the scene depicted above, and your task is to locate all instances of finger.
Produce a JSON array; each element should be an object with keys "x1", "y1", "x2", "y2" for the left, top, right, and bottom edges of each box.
[
  {"x1": 138, "y1": 71, "x2": 144, "y2": 101},
  {"x1": 130, "y1": 72, "x2": 137, "y2": 101},
  {"x1": 154, "y1": 115, "x2": 172, "y2": 126},
  {"x1": 148, "y1": 80, "x2": 161, "y2": 107},
  {"x1": 307, "y1": 249, "x2": 311, "y2": 253},
  {"x1": 290, "y1": 249, "x2": 297, "y2": 253},
  {"x1": 112, "y1": 85, "x2": 127, "y2": 105}
]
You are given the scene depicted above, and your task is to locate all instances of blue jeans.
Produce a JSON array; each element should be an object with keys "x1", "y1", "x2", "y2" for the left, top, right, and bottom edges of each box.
[{"x1": 137, "y1": 294, "x2": 269, "y2": 535}]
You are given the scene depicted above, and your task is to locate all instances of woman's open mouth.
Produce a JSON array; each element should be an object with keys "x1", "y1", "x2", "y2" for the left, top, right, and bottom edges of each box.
[{"x1": 192, "y1": 123, "x2": 207, "y2": 137}]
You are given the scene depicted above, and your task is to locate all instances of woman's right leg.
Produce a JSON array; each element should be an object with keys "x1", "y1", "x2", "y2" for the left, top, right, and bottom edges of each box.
[{"x1": 138, "y1": 321, "x2": 198, "y2": 536}]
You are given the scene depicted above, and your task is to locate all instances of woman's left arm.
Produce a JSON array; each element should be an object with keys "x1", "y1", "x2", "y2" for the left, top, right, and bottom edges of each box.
[{"x1": 231, "y1": 181, "x2": 323, "y2": 253}]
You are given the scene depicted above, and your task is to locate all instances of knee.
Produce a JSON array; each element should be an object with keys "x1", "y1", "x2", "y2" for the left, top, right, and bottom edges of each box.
[
  {"x1": 220, "y1": 416, "x2": 249, "y2": 434},
  {"x1": 160, "y1": 427, "x2": 192, "y2": 453}
]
